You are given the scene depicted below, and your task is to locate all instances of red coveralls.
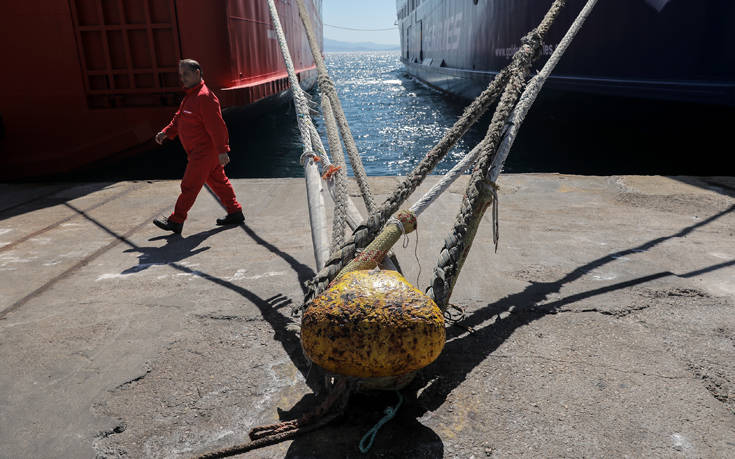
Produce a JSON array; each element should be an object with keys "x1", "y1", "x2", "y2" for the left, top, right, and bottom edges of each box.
[{"x1": 162, "y1": 80, "x2": 242, "y2": 223}]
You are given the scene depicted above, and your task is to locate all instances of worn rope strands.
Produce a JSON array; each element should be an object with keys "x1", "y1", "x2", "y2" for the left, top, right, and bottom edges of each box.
[
  {"x1": 428, "y1": 0, "x2": 601, "y2": 309},
  {"x1": 320, "y1": 96, "x2": 348, "y2": 251},
  {"x1": 296, "y1": 0, "x2": 377, "y2": 215},
  {"x1": 489, "y1": 182, "x2": 499, "y2": 253},
  {"x1": 265, "y1": 0, "x2": 329, "y2": 269},
  {"x1": 489, "y1": 0, "x2": 600, "y2": 186},
  {"x1": 428, "y1": 0, "x2": 568, "y2": 308},
  {"x1": 302, "y1": 0, "x2": 566, "y2": 307},
  {"x1": 308, "y1": 120, "x2": 366, "y2": 233}
]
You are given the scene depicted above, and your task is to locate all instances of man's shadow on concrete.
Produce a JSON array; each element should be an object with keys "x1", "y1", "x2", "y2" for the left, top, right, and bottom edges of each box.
[
  {"x1": 63, "y1": 199, "x2": 321, "y2": 396},
  {"x1": 121, "y1": 227, "x2": 232, "y2": 274},
  {"x1": 237, "y1": 223, "x2": 316, "y2": 297},
  {"x1": 115, "y1": 220, "x2": 321, "y2": 395},
  {"x1": 64, "y1": 199, "x2": 422, "y2": 455}
]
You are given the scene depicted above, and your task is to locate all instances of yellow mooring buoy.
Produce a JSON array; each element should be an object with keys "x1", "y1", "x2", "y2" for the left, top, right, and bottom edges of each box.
[{"x1": 301, "y1": 269, "x2": 445, "y2": 378}]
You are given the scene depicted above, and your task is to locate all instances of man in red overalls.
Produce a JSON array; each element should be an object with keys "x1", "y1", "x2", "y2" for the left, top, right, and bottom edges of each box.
[{"x1": 153, "y1": 59, "x2": 244, "y2": 234}]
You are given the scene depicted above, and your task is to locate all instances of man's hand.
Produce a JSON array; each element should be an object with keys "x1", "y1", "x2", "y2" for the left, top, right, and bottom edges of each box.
[
  {"x1": 155, "y1": 131, "x2": 166, "y2": 145},
  {"x1": 218, "y1": 153, "x2": 231, "y2": 166}
]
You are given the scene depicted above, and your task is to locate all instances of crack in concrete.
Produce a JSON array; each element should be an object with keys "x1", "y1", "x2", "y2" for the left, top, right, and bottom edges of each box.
[
  {"x1": 194, "y1": 313, "x2": 263, "y2": 322},
  {"x1": 554, "y1": 303, "x2": 652, "y2": 318},
  {"x1": 97, "y1": 422, "x2": 127, "y2": 439},
  {"x1": 114, "y1": 366, "x2": 152, "y2": 391},
  {"x1": 94, "y1": 421, "x2": 129, "y2": 459}
]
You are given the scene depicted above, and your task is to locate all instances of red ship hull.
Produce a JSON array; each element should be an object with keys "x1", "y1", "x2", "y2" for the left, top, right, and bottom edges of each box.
[{"x1": 0, "y1": 0, "x2": 323, "y2": 180}]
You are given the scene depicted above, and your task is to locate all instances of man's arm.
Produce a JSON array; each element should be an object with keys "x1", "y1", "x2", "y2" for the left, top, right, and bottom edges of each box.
[
  {"x1": 201, "y1": 96, "x2": 230, "y2": 165},
  {"x1": 156, "y1": 109, "x2": 181, "y2": 144}
]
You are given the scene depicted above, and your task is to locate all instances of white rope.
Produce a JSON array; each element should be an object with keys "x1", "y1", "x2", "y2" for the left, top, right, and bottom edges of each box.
[
  {"x1": 320, "y1": 96, "x2": 348, "y2": 252},
  {"x1": 295, "y1": 0, "x2": 377, "y2": 215},
  {"x1": 266, "y1": 0, "x2": 329, "y2": 270},
  {"x1": 293, "y1": 0, "x2": 399, "y2": 271},
  {"x1": 304, "y1": 120, "x2": 332, "y2": 165},
  {"x1": 305, "y1": 123, "x2": 368, "y2": 232},
  {"x1": 408, "y1": 143, "x2": 481, "y2": 217},
  {"x1": 266, "y1": 2, "x2": 313, "y2": 154}
]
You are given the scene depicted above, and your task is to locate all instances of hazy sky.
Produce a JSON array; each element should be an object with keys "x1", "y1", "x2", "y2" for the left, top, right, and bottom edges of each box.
[{"x1": 322, "y1": 0, "x2": 400, "y2": 45}]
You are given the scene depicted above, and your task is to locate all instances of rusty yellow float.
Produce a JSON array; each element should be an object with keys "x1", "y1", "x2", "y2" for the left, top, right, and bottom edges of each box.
[{"x1": 301, "y1": 210, "x2": 446, "y2": 381}]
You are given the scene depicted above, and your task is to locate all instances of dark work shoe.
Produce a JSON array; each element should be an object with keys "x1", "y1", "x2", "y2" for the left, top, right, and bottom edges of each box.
[
  {"x1": 153, "y1": 216, "x2": 183, "y2": 234},
  {"x1": 216, "y1": 210, "x2": 245, "y2": 226}
]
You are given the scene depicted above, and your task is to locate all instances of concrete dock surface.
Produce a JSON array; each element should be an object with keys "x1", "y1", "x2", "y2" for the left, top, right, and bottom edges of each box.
[{"x1": 0, "y1": 174, "x2": 734, "y2": 458}]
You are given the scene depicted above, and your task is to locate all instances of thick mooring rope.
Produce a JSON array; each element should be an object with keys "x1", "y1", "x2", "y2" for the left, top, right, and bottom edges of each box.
[
  {"x1": 428, "y1": 0, "x2": 602, "y2": 309},
  {"x1": 409, "y1": 143, "x2": 482, "y2": 217},
  {"x1": 266, "y1": 0, "x2": 329, "y2": 269},
  {"x1": 296, "y1": 0, "x2": 377, "y2": 215},
  {"x1": 302, "y1": 1, "x2": 566, "y2": 306},
  {"x1": 301, "y1": 66, "x2": 511, "y2": 306},
  {"x1": 488, "y1": 0, "x2": 600, "y2": 185},
  {"x1": 320, "y1": 96, "x2": 349, "y2": 251}
]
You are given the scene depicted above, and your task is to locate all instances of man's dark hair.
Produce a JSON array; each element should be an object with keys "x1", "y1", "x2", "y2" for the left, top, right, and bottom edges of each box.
[{"x1": 179, "y1": 59, "x2": 202, "y2": 75}]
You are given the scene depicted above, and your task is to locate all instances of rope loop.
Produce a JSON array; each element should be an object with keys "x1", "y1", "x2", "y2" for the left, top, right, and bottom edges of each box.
[
  {"x1": 443, "y1": 303, "x2": 475, "y2": 334},
  {"x1": 358, "y1": 391, "x2": 403, "y2": 453},
  {"x1": 387, "y1": 216, "x2": 410, "y2": 249},
  {"x1": 299, "y1": 150, "x2": 320, "y2": 166}
]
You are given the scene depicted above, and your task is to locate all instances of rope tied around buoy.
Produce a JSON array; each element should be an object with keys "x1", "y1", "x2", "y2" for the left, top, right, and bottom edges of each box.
[{"x1": 299, "y1": 150, "x2": 320, "y2": 166}]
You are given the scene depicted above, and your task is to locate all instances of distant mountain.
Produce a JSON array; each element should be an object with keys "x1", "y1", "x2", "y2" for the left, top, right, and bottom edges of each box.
[{"x1": 324, "y1": 37, "x2": 399, "y2": 52}]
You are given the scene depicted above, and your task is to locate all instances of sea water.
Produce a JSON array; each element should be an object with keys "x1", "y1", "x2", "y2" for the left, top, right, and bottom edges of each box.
[{"x1": 66, "y1": 51, "x2": 733, "y2": 180}]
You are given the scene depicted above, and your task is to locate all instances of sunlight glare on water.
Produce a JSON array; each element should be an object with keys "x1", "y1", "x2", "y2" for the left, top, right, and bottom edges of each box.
[{"x1": 314, "y1": 51, "x2": 484, "y2": 177}]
